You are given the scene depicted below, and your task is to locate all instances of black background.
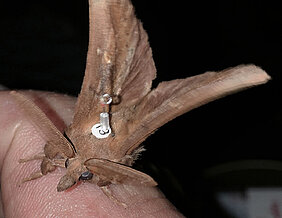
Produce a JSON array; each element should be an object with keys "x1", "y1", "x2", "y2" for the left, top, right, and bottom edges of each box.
[{"x1": 1, "y1": 1, "x2": 281, "y2": 217}]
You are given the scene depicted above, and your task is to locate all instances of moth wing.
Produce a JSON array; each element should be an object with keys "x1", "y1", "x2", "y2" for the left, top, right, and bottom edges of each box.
[
  {"x1": 85, "y1": 158, "x2": 157, "y2": 186},
  {"x1": 120, "y1": 65, "x2": 270, "y2": 155},
  {"x1": 68, "y1": 0, "x2": 156, "y2": 132},
  {"x1": 10, "y1": 91, "x2": 75, "y2": 158}
]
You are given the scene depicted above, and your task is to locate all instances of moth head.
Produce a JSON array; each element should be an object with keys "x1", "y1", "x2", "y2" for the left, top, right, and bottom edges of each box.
[
  {"x1": 58, "y1": 157, "x2": 94, "y2": 191},
  {"x1": 57, "y1": 157, "x2": 81, "y2": 191},
  {"x1": 57, "y1": 174, "x2": 76, "y2": 192}
]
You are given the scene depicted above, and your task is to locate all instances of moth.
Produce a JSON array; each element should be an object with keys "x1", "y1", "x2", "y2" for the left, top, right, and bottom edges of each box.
[{"x1": 12, "y1": 0, "x2": 270, "y2": 197}]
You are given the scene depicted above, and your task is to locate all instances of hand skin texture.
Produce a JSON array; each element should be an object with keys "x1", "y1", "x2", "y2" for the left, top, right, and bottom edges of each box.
[{"x1": 0, "y1": 90, "x2": 184, "y2": 218}]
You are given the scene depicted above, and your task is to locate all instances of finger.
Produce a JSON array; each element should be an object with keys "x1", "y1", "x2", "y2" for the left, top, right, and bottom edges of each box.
[{"x1": 0, "y1": 91, "x2": 184, "y2": 217}]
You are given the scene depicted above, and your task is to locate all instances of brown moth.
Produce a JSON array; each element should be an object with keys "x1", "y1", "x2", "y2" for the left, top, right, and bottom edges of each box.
[{"x1": 12, "y1": 0, "x2": 270, "y2": 197}]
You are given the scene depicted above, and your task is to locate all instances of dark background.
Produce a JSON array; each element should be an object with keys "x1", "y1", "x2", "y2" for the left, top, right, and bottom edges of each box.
[{"x1": 1, "y1": 1, "x2": 281, "y2": 217}]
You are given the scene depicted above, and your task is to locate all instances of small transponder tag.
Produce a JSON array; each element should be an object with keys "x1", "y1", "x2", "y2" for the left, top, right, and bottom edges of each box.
[
  {"x1": 92, "y1": 122, "x2": 112, "y2": 139},
  {"x1": 92, "y1": 94, "x2": 112, "y2": 139}
]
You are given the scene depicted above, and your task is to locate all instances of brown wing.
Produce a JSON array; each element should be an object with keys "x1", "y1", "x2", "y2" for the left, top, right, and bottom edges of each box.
[
  {"x1": 64, "y1": 0, "x2": 270, "y2": 163},
  {"x1": 85, "y1": 158, "x2": 157, "y2": 186},
  {"x1": 116, "y1": 65, "x2": 271, "y2": 155},
  {"x1": 69, "y1": 0, "x2": 156, "y2": 133},
  {"x1": 10, "y1": 91, "x2": 75, "y2": 158}
]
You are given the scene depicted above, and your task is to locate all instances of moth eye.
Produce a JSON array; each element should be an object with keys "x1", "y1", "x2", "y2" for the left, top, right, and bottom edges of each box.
[
  {"x1": 65, "y1": 159, "x2": 69, "y2": 168},
  {"x1": 79, "y1": 171, "x2": 93, "y2": 180}
]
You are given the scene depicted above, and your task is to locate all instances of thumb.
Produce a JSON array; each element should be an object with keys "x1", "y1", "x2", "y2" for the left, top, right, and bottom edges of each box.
[{"x1": 0, "y1": 91, "x2": 184, "y2": 217}]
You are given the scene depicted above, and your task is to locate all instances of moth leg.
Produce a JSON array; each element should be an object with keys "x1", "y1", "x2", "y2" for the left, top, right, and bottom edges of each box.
[
  {"x1": 40, "y1": 157, "x2": 57, "y2": 175},
  {"x1": 20, "y1": 157, "x2": 58, "y2": 185},
  {"x1": 52, "y1": 158, "x2": 66, "y2": 168},
  {"x1": 101, "y1": 186, "x2": 127, "y2": 208},
  {"x1": 20, "y1": 170, "x2": 43, "y2": 184},
  {"x1": 19, "y1": 152, "x2": 45, "y2": 163}
]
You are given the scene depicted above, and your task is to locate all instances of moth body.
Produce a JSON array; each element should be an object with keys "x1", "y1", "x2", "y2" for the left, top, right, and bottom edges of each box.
[{"x1": 13, "y1": 0, "x2": 270, "y2": 198}]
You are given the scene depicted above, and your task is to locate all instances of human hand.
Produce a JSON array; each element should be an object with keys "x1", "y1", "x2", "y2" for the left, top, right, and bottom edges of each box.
[{"x1": 0, "y1": 90, "x2": 184, "y2": 217}]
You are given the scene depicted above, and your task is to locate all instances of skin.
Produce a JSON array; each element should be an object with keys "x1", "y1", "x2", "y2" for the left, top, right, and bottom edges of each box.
[{"x1": 0, "y1": 90, "x2": 184, "y2": 218}]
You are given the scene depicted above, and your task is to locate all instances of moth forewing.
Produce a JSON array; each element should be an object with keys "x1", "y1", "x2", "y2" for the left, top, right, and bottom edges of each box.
[
  {"x1": 10, "y1": 91, "x2": 75, "y2": 159},
  {"x1": 116, "y1": 65, "x2": 271, "y2": 156},
  {"x1": 68, "y1": 0, "x2": 156, "y2": 135},
  {"x1": 85, "y1": 159, "x2": 157, "y2": 186}
]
